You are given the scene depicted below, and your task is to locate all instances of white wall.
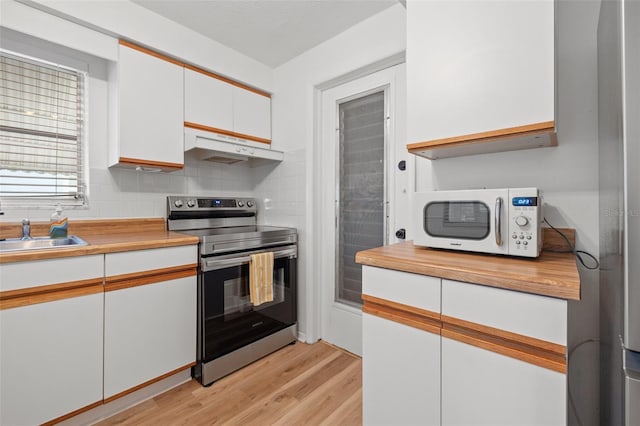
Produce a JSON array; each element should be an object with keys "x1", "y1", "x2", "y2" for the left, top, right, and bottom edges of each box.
[
  {"x1": 412, "y1": 1, "x2": 601, "y2": 424},
  {"x1": 253, "y1": 4, "x2": 407, "y2": 342}
]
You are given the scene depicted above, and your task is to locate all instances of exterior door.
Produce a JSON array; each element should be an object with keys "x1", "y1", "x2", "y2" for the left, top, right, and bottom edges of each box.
[{"x1": 319, "y1": 66, "x2": 401, "y2": 355}]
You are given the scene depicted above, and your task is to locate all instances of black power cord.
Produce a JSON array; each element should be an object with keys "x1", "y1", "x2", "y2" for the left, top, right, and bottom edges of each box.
[{"x1": 543, "y1": 218, "x2": 600, "y2": 270}]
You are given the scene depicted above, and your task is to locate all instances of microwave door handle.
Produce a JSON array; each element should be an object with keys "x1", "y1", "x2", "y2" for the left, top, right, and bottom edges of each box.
[{"x1": 495, "y1": 197, "x2": 503, "y2": 246}]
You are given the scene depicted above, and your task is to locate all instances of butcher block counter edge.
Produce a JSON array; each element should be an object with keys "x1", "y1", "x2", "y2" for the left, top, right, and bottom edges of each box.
[
  {"x1": 355, "y1": 241, "x2": 580, "y2": 301},
  {"x1": 0, "y1": 218, "x2": 199, "y2": 263}
]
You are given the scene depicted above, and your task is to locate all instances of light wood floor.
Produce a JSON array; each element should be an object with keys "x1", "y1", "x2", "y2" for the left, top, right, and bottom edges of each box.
[{"x1": 98, "y1": 341, "x2": 362, "y2": 426}]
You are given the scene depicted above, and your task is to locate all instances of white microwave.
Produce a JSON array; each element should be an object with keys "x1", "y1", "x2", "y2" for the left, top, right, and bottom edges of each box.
[{"x1": 412, "y1": 188, "x2": 543, "y2": 258}]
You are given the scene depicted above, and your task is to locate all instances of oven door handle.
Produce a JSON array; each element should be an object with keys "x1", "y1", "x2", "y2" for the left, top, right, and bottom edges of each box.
[{"x1": 203, "y1": 247, "x2": 297, "y2": 271}]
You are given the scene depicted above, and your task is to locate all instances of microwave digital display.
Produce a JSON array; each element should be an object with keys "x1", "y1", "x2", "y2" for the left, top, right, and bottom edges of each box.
[{"x1": 512, "y1": 197, "x2": 538, "y2": 207}]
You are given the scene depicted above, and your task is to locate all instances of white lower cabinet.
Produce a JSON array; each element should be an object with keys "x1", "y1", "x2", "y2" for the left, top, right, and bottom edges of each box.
[
  {"x1": 362, "y1": 266, "x2": 568, "y2": 426},
  {"x1": 363, "y1": 313, "x2": 441, "y2": 426},
  {"x1": 441, "y1": 337, "x2": 566, "y2": 426},
  {"x1": 0, "y1": 255, "x2": 104, "y2": 425},
  {"x1": 104, "y1": 246, "x2": 197, "y2": 399},
  {"x1": 362, "y1": 266, "x2": 441, "y2": 426},
  {"x1": 104, "y1": 276, "x2": 197, "y2": 399},
  {"x1": 0, "y1": 293, "x2": 103, "y2": 425}
]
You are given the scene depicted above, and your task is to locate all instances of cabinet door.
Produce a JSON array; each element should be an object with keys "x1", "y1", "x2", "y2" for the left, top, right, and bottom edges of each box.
[
  {"x1": 104, "y1": 275, "x2": 196, "y2": 399},
  {"x1": 184, "y1": 68, "x2": 233, "y2": 132},
  {"x1": 233, "y1": 87, "x2": 271, "y2": 141},
  {"x1": 407, "y1": 0, "x2": 554, "y2": 143},
  {"x1": 442, "y1": 337, "x2": 566, "y2": 426},
  {"x1": 363, "y1": 313, "x2": 440, "y2": 426},
  {"x1": 118, "y1": 44, "x2": 184, "y2": 166},
  {"x1": 0, "y1": 294, "x2": 103, "y2": 425}
]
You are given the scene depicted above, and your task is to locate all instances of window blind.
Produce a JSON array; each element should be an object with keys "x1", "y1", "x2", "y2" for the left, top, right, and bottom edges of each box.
[{"x1": 0, "y1": 51, "x2": 87, "y2": 206}]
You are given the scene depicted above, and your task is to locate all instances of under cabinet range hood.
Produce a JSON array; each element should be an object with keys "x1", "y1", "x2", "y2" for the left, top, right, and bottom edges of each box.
[{"x1": 184, "y1": 127, "x2": 283, "y2": 166}]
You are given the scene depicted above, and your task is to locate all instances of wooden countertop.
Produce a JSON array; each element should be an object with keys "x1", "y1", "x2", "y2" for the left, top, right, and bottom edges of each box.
[
  {"x1": 0, "y1": 218, "x2": 199, "y2": 263},
  {"x1": 355, "y1": 241, "x2": 581, "y2": 301}
]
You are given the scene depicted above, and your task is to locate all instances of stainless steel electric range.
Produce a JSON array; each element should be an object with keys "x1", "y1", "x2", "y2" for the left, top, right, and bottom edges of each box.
[{"x1": 167, "y1": 196, "x2": 297, "y2": 386}]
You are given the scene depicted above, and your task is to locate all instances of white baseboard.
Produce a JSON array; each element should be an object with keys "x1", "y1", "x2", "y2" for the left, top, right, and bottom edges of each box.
[
  {"x1": 297, "y1": 330, "x2": 320, "y2": 344},
  {"x1": 58, "y1": 369, "x2": 192, "y2": 426}
]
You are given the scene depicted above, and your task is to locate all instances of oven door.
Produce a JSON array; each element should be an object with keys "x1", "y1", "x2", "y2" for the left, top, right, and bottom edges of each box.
[
  {"x1": 412, "y1": 189, "x2": 509, "y2": 255},
  {"x1": 199, "y1": 245, "x2": 297, "y2": 363}
]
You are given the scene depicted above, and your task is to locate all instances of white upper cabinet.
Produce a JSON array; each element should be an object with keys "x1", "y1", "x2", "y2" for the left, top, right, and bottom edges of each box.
[
  {"x1": 406, "y1": 0, "x2": 556, "y2": 159},
  {"x1": 233, "y1": 86, "x2": 271, "y2": 141},
  {"x1": 109, "y1": 41, "x2": 184, "y2": 171},
  {"x1": 184, "y1": 67, "x2": 272, "y2": 144},
  {"x1": 184, "y1": 67, "x2": 233, "y2": 132}
]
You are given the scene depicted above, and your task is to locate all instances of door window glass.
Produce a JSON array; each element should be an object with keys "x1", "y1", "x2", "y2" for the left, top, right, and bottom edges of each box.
[{"x1": 337, "y1": 91, "x2": 385, "y2": 306}]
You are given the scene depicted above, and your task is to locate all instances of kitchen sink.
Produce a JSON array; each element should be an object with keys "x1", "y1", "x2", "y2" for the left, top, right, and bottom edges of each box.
[{"x1": 0, "y1": 236, "x2": 88, "y2": 253}]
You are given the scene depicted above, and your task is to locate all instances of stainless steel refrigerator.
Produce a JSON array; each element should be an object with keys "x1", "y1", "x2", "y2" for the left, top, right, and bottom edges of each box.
[{"x1": 598, "y1": 0, "x2": 639, "y2": 424}]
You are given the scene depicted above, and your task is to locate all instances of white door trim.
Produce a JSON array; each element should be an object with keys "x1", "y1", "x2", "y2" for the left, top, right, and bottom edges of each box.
[
  {"x1": 305, "y1": 57, "x2": 406, "y2": 346},
  {"x1": 315, "y1": 65, "x2": 402, "y2": 355}
]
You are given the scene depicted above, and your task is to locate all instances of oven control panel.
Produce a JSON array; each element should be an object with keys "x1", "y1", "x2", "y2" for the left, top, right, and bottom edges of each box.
[
  {"x1": 198, "y1": 198, "x2": 237, "y2": 208},
  {"x1": 167, "y1": 196, "x2": 256, "y2": 212}
]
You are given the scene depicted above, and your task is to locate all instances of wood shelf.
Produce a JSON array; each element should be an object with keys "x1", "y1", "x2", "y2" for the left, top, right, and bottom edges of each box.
[{"x1": 407, "y1": 121, "x2": 557, "y2": 160}]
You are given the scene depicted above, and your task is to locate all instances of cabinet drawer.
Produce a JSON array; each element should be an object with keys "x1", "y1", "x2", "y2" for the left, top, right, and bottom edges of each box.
[
  {"x1": 105, "y1": 245, "x2": 197, "y2": 277},
  {"x1": 0, "y1": 255, "x2": 103, "y2": 292},
  {"x1": 442, "y1": 279, "x2": 567, "y2": 345},
  {"x1": 363, "y1": 266, "x2": 440, "y2": 313}
]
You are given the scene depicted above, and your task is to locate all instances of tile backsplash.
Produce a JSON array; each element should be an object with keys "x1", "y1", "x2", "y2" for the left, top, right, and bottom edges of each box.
[{"x1": 0, "y1": 157, "x2": 256, "y2": 221}]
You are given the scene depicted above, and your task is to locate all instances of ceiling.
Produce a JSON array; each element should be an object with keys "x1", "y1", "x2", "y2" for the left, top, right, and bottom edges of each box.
[{"x1": 131, "y1": 0, "x2": 399, "y2": 68}]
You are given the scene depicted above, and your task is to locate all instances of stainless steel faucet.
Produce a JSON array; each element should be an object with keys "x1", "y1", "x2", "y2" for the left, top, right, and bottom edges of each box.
[{"x1": 21, "y1": 218, "x2": 31, "y2": 240}]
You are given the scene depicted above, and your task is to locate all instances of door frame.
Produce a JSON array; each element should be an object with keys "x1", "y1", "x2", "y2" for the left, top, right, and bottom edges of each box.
[{"x1": 314, "y1": 65, "x2": 402, "y2": 355}]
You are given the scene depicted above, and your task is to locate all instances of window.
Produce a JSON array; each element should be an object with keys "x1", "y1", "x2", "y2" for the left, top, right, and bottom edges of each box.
[{"x1": 0, "y1": 50, "x2": 87, "y2": 208}]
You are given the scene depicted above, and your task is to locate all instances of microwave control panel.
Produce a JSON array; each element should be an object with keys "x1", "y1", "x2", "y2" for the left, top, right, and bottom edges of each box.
[{"x1": 507, "y1": 190, "x2": 542, "y2": 257}]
